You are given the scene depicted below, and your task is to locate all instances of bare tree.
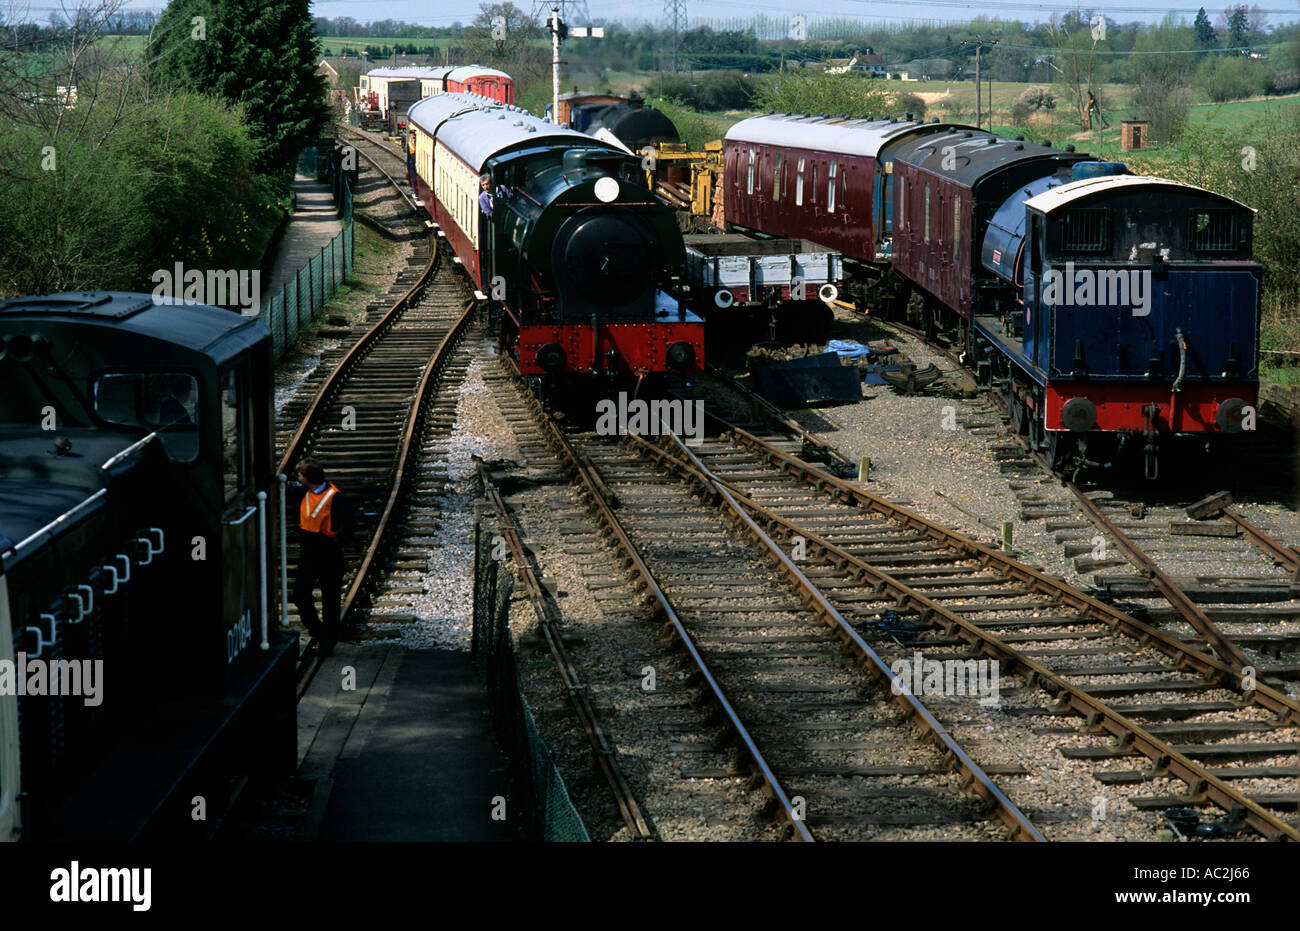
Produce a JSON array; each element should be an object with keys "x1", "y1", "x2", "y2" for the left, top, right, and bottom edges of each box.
[{"x1": 1044, "y1": 11, "x2": 1107, "y2": 131}]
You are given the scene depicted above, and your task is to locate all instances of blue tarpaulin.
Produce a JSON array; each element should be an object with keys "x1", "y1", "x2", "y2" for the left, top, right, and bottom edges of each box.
[{"x1": 824, "y1": 339, "x2": 874, "y2": 360}]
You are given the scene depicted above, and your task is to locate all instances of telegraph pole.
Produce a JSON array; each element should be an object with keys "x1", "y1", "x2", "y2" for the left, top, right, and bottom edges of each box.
[{"x1": 961, "y1": 36, "x2": 998, "y2": 130}]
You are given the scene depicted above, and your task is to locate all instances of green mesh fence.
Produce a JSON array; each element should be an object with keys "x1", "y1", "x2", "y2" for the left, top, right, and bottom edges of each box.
[
  {"x1": 261, "y1": 206, "x2": 355, "y2": 361},
  {"x1": 473, "y1": 523, "x2": 590, "y2": 843}
]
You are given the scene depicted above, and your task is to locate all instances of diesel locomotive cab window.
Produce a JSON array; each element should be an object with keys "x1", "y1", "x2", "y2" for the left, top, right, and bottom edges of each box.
[
  {"x1": 220, "y1": 369, "x2": 249, "y2": 501},
  {"x1": 93, "y1": 373, "x2": 199, "y2": 462},
  {"x1": 1062, "y1": 208, "x2": 1111, "y2": 252},
  {"x1": 1190, "y1": 209, "x2": 1237, "y2": 252}
]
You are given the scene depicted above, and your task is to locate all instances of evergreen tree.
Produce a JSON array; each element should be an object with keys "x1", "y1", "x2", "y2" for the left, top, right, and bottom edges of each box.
[
  {"x1": 1194, "y1": 8, "x2": 1216, "y2": 48},
  {"x1": 1226, "y1": 5, "x2": 1249, "y2": 48},
  {"x1": 147, "y1": 0, "x2": 328, "y2": 176}
]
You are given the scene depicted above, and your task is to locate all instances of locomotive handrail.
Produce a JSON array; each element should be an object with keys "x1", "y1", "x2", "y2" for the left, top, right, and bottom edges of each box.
[
  {"x1": 224, "y1": 506, "x2": 257, "y2": 527},
  {"x1": 278, "y1": 473, "x2": 290, "y2": 627},
  {"x1": 101, "y1": 431, "x2": 159, "y2": 470},
  {"x1": 9, "y1": 488, "x2": 107, "y2": 555},
  {"x1": 257, "y1": 491, "x2": 269, "y2": 651}
]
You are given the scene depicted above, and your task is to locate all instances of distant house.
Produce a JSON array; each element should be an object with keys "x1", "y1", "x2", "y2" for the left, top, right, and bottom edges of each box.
[{"x1": 317, "y1": 59, "x2": 340, "y2": 86}]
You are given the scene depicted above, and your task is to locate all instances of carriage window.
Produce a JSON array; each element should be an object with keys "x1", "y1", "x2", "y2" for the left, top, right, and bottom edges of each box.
[
  {"x1": 840, "y1": 166, "x2": 847, "y2": 206},
  {"x1": 812, "y1": 163, "x2": 818, "y2": 202},
  {"x1": 1062, "y1": 208, "x2": 1111, "y2": 252},
  {"x1": 924, "y1": 184, "x2": 931, "y2": 243},
  {"x1": 828, "y1": 161, "x2": 838, "y2": 212},
  {"x1": 1189, "y1": 209, "x2": 1237, "y2": 252},
  {"x1": 747, "y1": 149, "x2": 755, "y2": 194},
  {"x1": 954, "y1": 193, "x2": 961, "y2": 250},
  {"x1": 795, "y1": 158, "x2": 805, "y2": 206},
  {"x1": 773, "y1": 153, "x2": 782, "y2": 201},
  {"x1": 93, "y1": 373, "x2": 199, "y2": 462}
]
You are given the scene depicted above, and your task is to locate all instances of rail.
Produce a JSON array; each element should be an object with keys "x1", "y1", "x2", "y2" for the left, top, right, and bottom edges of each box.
[
  {"x1": 638, "y1": 426, "x2": 1046, "y2": 842},
  {"x1": 510, "y1": 365, "x2": 815, "y2": 841},
  {"x1": 643, "y1": 428, "x2": 1299, "y2": 842},
  {"x1": 478, "y1": 466, "x2": 654, "y2": 839},
  {"x1": 282, "y1": 243, "x2": 471, "y2": 697}
]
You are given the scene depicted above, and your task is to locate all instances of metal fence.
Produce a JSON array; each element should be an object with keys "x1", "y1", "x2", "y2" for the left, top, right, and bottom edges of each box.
[
  {"x1": 260, "y1": 145, "x2": 356, "y2": 361},
  {"x1": 472, "y1": 523, "x2": 590, "y2": 842}
]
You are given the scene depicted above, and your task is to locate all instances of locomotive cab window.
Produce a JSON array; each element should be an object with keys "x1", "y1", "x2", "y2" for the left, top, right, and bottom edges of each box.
[
  {"x1": 220, "y1": 368, "x2": 250, "y2": 501},
  {"x1": 93, "y1": 373, "x2": 199, "y2": 462},
  {"x1": 1062, "y1": 208, "x2": 1110, "y2": 252},
  {"x1": 1189, "y1": 209, "x2": 1237, "y2": 252}
]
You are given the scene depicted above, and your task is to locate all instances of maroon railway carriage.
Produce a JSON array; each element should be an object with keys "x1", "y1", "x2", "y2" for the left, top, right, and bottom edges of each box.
[
  {"x1": 722, "y1": 114, "x2": 967, "y2": 307},
  {"x1": 445, "y1": 65, "x2": 514, "y2": 104},
  {"x1": 889, "y1": 130, "x2": 1089, "y2": 328}
]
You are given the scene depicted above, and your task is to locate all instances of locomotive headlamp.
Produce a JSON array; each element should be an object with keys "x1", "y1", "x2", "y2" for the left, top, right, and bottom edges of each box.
[
  {"x1": 1216, "y1": 397, "x2": 1248, "y2": 433},
  {"x1": 666, "y1": 341, "x2": 696, "y2": 372},
  {"x1": 594, "y1": 176, "x2": 620, "y2": 203},
  {"x1": 1060, "y1": 397, "x2": 1097, "y2": 432},
  {"x1": 818, "y1": 284, "x2": 839, "y2": 303},
  {"x1": 536, "y1": 342, "x2": 566, "y2": 373},
  {"x1": 713, "y1": 289, "x2": 734, "y2": 309}
]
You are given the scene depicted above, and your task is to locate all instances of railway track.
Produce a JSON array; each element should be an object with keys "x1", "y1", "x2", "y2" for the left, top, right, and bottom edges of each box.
[
  {"x1": 490, "y1": 361, "x2": 1044, "y2": 841},
  {"x1": 869, "y1": 316, "x2": 1300, "y2": 677},
  {"x1": 276, "y1": 244, "x2": 473, "y2": 697},
  {"x1": 636, "y1": 378, "x2": 1300, "y2": 839},
  {"x1": 337, "y1": 126, "x2": 420, "y2": 215}
]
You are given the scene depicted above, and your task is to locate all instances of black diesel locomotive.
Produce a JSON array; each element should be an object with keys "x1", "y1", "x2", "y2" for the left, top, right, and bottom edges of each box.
[{"x1": 0, "y1": 292, "x2": 296, "y2": 841}]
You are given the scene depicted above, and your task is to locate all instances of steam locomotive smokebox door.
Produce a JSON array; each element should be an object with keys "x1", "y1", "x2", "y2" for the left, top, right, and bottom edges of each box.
[{"x1": 551, "y1": 211, "x2": 658, "y2": 320}]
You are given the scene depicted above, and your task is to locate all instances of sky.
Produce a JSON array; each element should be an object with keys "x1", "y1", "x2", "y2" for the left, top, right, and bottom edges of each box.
[
  {"x1": 305, "y1": 0, "x2": 1300, "y2": 29},
  {"x1": 31, "y1": 0, "x2": 1300, "y2": 29}
]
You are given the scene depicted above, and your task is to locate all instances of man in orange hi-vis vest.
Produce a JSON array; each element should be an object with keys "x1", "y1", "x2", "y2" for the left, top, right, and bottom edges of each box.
[{"x1": 292, "y1": 458, "x2": 357, "y2": 642}]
